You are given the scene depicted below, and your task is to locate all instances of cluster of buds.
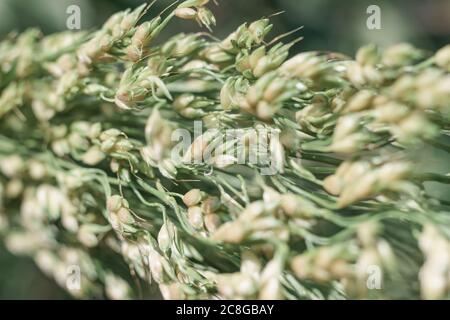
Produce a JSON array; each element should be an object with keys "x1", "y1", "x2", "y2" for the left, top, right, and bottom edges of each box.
[
  {"x1": 419, "y1": 224, "x2": 450, "y2": 299},
  {"x1": 240, "y1": 71, "x2": 298, "y2": 120},
  {"x1": 324, "y1": 159, "x2": 411, "y2": 207},
  {"x1": 182, "y1": 189, "x2": 222, "y2": 235},
  {"x1": 106, "y1": 195, "x2": 136, "y2": 234}
]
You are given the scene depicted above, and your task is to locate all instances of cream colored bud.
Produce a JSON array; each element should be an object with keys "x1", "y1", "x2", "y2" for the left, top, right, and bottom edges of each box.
[
  {"x1": 435, "y1": 45, "x2": 450, "y2": 71},
  {"x1": 174, "y1": 7, "x2": 197, "y2": 20},
  {"x1": 183, "y1": 189, "x2": 202, "y2": 207}
]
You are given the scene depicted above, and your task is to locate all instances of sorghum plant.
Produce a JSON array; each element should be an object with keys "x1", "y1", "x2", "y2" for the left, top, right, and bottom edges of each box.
[{"x1": 0, "y1": 1, "x2": 450, "y2": 299}]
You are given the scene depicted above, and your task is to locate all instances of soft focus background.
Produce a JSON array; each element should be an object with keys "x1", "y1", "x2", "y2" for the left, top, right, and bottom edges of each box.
[{"x1": 0, "y1": 0, "x2": 449, "y2": 299}]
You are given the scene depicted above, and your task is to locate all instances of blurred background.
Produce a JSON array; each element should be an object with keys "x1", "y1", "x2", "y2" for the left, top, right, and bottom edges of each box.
[{"x1": 0, "y1": 0, "x2": 449, "y2": 299}]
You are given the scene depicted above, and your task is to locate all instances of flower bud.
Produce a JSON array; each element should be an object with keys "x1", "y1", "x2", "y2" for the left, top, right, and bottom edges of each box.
[{"x1": 174, "y1": 7, "x2": 197, "y2": 21}]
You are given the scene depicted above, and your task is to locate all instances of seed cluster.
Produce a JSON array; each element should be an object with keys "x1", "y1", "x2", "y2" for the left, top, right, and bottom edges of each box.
[{"x1": 0, "y1": 0, "x2": 450, "y2": 299}]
